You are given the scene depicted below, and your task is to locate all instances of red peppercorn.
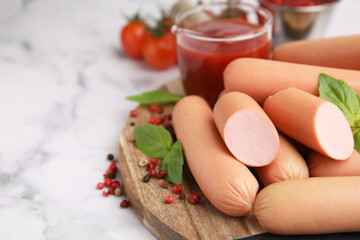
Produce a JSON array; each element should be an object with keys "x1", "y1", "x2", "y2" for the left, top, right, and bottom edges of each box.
[
  {"x1": 157, "y1": 171, "x2": 166, "y2": 179},
  {"x1": 108, "y1": 161, "x2": 118, "y2": 172},
  {"x1": 179, "y1": 193, "x2": 186, "y2": 200},
  {"x1": 148, "y1": 117, "x2": 156, "y2": 124},
  {"x1": 104, "y1": 178, "x2": 112, "y2": 187},
  {"x1": 120, "y1": 200, "x2": 129, "y2": 208},
  {"x1": 107, "y1": 188, "x2": 114, "y2": 195},
  {"x1": 130, "y1": 109, "x2": 138, "y2": 117},
  {"x1": 163, "y1": 122, "x2": 172, "y2": 129},
  {"x1": 149, "y1": 158, "x2": 158, "y2": 166},
  {"x1": 189, "y1": 193, "x2": 201, "y2": 205},
  {"x1": 149, "y1": 169, "x2": 157, "y2": 178},
  {"x1": 102, "y1": 191, "x2": 109, "y2": 197},
  {"x1": 173, "y1": 185, "x2": 182, "y2": 194},
  {"x1": 146, "y1": 163, "x2": 155, "y2": 171},
  {"x1": 165, "y1": 195, "x2": 175, "y2": 204},
  {"x1": 149, "y1": 104, "x2": 158, "y2": 112},
  {"x1": 96, "y1": 182, "x2": 105, "y2": 190},
  {"x1": 154, "y1": 117, "x2": 163, "y2": 125},
  {"x1": 111, "y1": 180, "x2": 121, "y2": 189},
  {"x1": 157, "y1": 107, "x2": 164, "y2": 114}
]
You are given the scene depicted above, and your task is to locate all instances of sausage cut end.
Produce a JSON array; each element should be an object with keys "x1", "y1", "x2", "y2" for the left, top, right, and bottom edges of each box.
[
  {"x1": 315, "y1": 102, "x2": 354, "y2": 160},
  {"x1": 224, "y1": 110, "x2": 279, "y2": 167}
]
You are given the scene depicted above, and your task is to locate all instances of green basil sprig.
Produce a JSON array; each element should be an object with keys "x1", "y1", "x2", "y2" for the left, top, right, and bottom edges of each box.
[
  {"x1": 126, "y1": 90, "x2": 183, "y2": 105},
  {"x1": 133, "y1": 123, "x2": 184, "y2": 184},
  {"x1": 319, "y1": 73, "x2": 360, "y2": 152}
]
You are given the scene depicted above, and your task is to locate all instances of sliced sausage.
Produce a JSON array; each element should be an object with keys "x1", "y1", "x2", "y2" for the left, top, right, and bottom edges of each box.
[
  {"x1": 307, "y1": 149, "x2": 360, "y2": 177},
  {"x1": 263, "y1": 87, "x2": 354, "y2": 160},
  {"x1": 213, "y1": 92, "x2": 279, "y2": 167},
  {"x1": 254, "y1": 133, "x2": 309, "y2": 186},
  {"x1": 172, "y1": 95, "x2": 259, "y2": 216},
  {"x1": 223, "y1": 58, "x2": 360, "y2": 103},
  {"x1": 273, "y1": 34, "x2": 360, "y2": 70},
  {"x1": 253, "y1": 177, "x2": 360, "y2": 234}
]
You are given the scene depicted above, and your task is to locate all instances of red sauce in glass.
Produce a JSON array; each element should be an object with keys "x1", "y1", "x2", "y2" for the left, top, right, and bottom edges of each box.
[{"x1": 177, "y1": 18, "x2": 271, "y2": 106}]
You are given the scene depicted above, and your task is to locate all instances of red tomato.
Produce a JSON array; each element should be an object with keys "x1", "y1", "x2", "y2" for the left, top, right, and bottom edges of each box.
[
  {"x1": 142, "y1": 31, "x2": 177, "y2": 70},
  {"x1": 120, "y1": 21, "x2": 146, "y2": 59}
]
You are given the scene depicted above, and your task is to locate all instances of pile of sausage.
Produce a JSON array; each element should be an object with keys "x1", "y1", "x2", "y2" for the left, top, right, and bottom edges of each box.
[{"x1": 172, "y1": 34, "x2": 360, "y2": 235}]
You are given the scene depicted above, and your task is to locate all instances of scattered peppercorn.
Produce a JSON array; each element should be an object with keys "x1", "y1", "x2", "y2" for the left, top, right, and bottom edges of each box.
[
  {"x1": 149, "y1": 169, "x2": 157, "y2": 178},
  {"x1": 173, "y1": 185, "x2": 182, "y2": 194},
  {"x1": 104, "y1": 178, "x2": 112, "y2": 187},
  {"x1": 148, "y1": 117, "x2": 156, "y2": 124},
  {"x1": 130, "y1": 109, "x2": 138, "y2": 117},
  {"x1": 120, "y1": 200, "x2": 129, "y2": 208},
  {"x1": 149, "y1": 104, "x2": 159, "y2": 112},
  {"x1": 154, "y1": 117, "x2": 163, "y2": 125},
  {"x1": 157, "y1": 171, "x2": 166, "y2": 179},
  {"x1": 146, "y1": 163, "x2": 155, "y2": 171},
  {"x1": 163, "y1": 122, "x2": 172, "y2": 129},
  {"x1": 96, "y1": 182, "x2": 105, "y2": 190},
  {"x1": 111, "y1": 180, "x2": 121, "y2": 189},
  {"x1": 189, "y1": 193, "x2": 201, "y2": 205},
  {"x1": 108, "y1": 171, "x2": 116, "y2": 179},
  {"x1": 159, "y1": 180, "x2": 170, "y2": 189},
  {"x1": 157, "y1": 107, "x2": 164, "y2": 114},
  {"x1": 109, "y1": 161, "x2": 118, "y2": 172},
  {"x1": 130, "y1": 122, "x2": 135, "y2": 126},
  {"x1": 138, "y1": 158, "x2": 148, "y2": 167},
  {"x1": 143, "y1": 173, "x2": 151, "y2": 183},
  {"x1": 149, "y1": 158, "x2": 158, "y2": 166},
  {"x1": 107, "y1": 188, "x2": 114, "y2": 195},
  {"x1": 103, "y1": 191, "x2": 109, "y2": 197},
  {"x1": 107, "y1": 153, "x2": 114, "y2": 161},
  {"x1": 114, "y1": 187, "x2": 122, "y2": 196},
  {"x1": 179, "y1": 193, "x2": 186, "y2": 200},
  {"x1": 165, "y1": 195, "x2": 174, "y2": 204}
]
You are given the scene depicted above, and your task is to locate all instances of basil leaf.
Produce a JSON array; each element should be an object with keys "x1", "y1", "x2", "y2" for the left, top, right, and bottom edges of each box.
[
  {"x1": 126, "y1": 90, "x2": 183, "y2": 105},
  {"x1": 319, "y1": 73, "x2": 360, "y2": 127},
  {"x1": 160, "y1": 140, "x2": 184, "y2": 185},
  {"x1": 353, "y1": 128, "x2": 360, "y2": 152},
  {"x1": 133, "y1": 123, "x2": 172, "y2": 158}
]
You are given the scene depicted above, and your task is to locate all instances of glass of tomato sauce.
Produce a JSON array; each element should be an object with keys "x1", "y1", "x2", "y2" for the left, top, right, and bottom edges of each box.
[{"x1": 172, "y1": 2, "x2": 273, "y2": 107}]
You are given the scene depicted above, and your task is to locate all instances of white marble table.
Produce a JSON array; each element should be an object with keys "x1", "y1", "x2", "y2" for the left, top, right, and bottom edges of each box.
[{"x1": 0, "y1": 0, "x2": 359, "y2": 239}]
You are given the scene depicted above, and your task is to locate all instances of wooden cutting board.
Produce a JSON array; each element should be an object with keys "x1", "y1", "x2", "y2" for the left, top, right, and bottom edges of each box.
[{"x1": 118, "y1": 78, "x2": 265, "y2": 240}]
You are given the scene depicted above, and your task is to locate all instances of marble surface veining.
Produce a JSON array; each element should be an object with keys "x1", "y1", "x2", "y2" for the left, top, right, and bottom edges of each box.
[{"x1": 0, "y1": 0, "x2": 359, "y2": 239}]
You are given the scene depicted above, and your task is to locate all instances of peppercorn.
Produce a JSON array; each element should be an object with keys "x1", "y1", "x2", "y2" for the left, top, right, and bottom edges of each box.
[
  {"x1": 114, "y1": 187, "x2": 122, "y2": 196},
  {"x1": 157, "y1": 171, "x2": 166, "y2": 179},
  {"x1": 173, "y1": 185, "x2": 182, "y2": 194},
  {"x1": 130, "y1": 109, "x2": 138, "y2": 117},
  {"x1": 149, "y1": 158, "x2": 158, "y2": 166},
  {"x1": 103, "y1": 191, "x2": 109, "y2": 197},
  {"x1": 96, "y1": 182, "x2": 105, "y2": 190},
  {"x1": 107, "y1": 188, "x2": 114, "y2": 195},
  {"x1": 104, "y1": 178, "x2": 112, "y2": 187},
  {"x1": 130, "y1": 122, "x2": 135, "y2": 126},
  {"x1": 146, "y1": 163, "x2": 155, "y2": 171},
  {"x1": 179, "y1": 193, "x2": 186, "y2": 200},
  {"x1": 157, "y1": 107, "x2": 164, "y2": 114},
  {"x1": 111, "y1": 180, "x2": 121, "y2": 189},
  {"x1": 109, "y1": 161, "x2": 118, "y2": 172},
  {"x1": 149, "y1": 169, "x2": 157, "y2": 178},
  {"x1": 120, "y1": 200, "x2": 129, "y2": 208},
  {"x1": 163, "y1": 122, "x2": 172, "y2": 129},
  {"x1": 107, "y1": 153, "x2": 114, "y2": 161},
  {"x1": 129, "y1": 135, "x2": 135, "y2": 142},
  {"x1": 143, "y1": 173, "x2": 151, "y2": 183},
  {"x1": 154, "y1": 117, "x2": 163, "y2": 125},
  {"x1": 159, "y1": 180, "x2": 170, "y2": 189},
  {"x1": 165, "y1": 195, "x2": 174, "y2": 204},
  {"x1": 108, "y1": 171, "x2": 116, "y2": 179},
  {"x1": 149, "y1": 104, "x2": 158, "y2": 112},
  {"x1": 189, "y1": 193, "x2": 201, "y2": 205},
  {"x1": 148, "y1": 117, "x2": 156, "y2": 124}
]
